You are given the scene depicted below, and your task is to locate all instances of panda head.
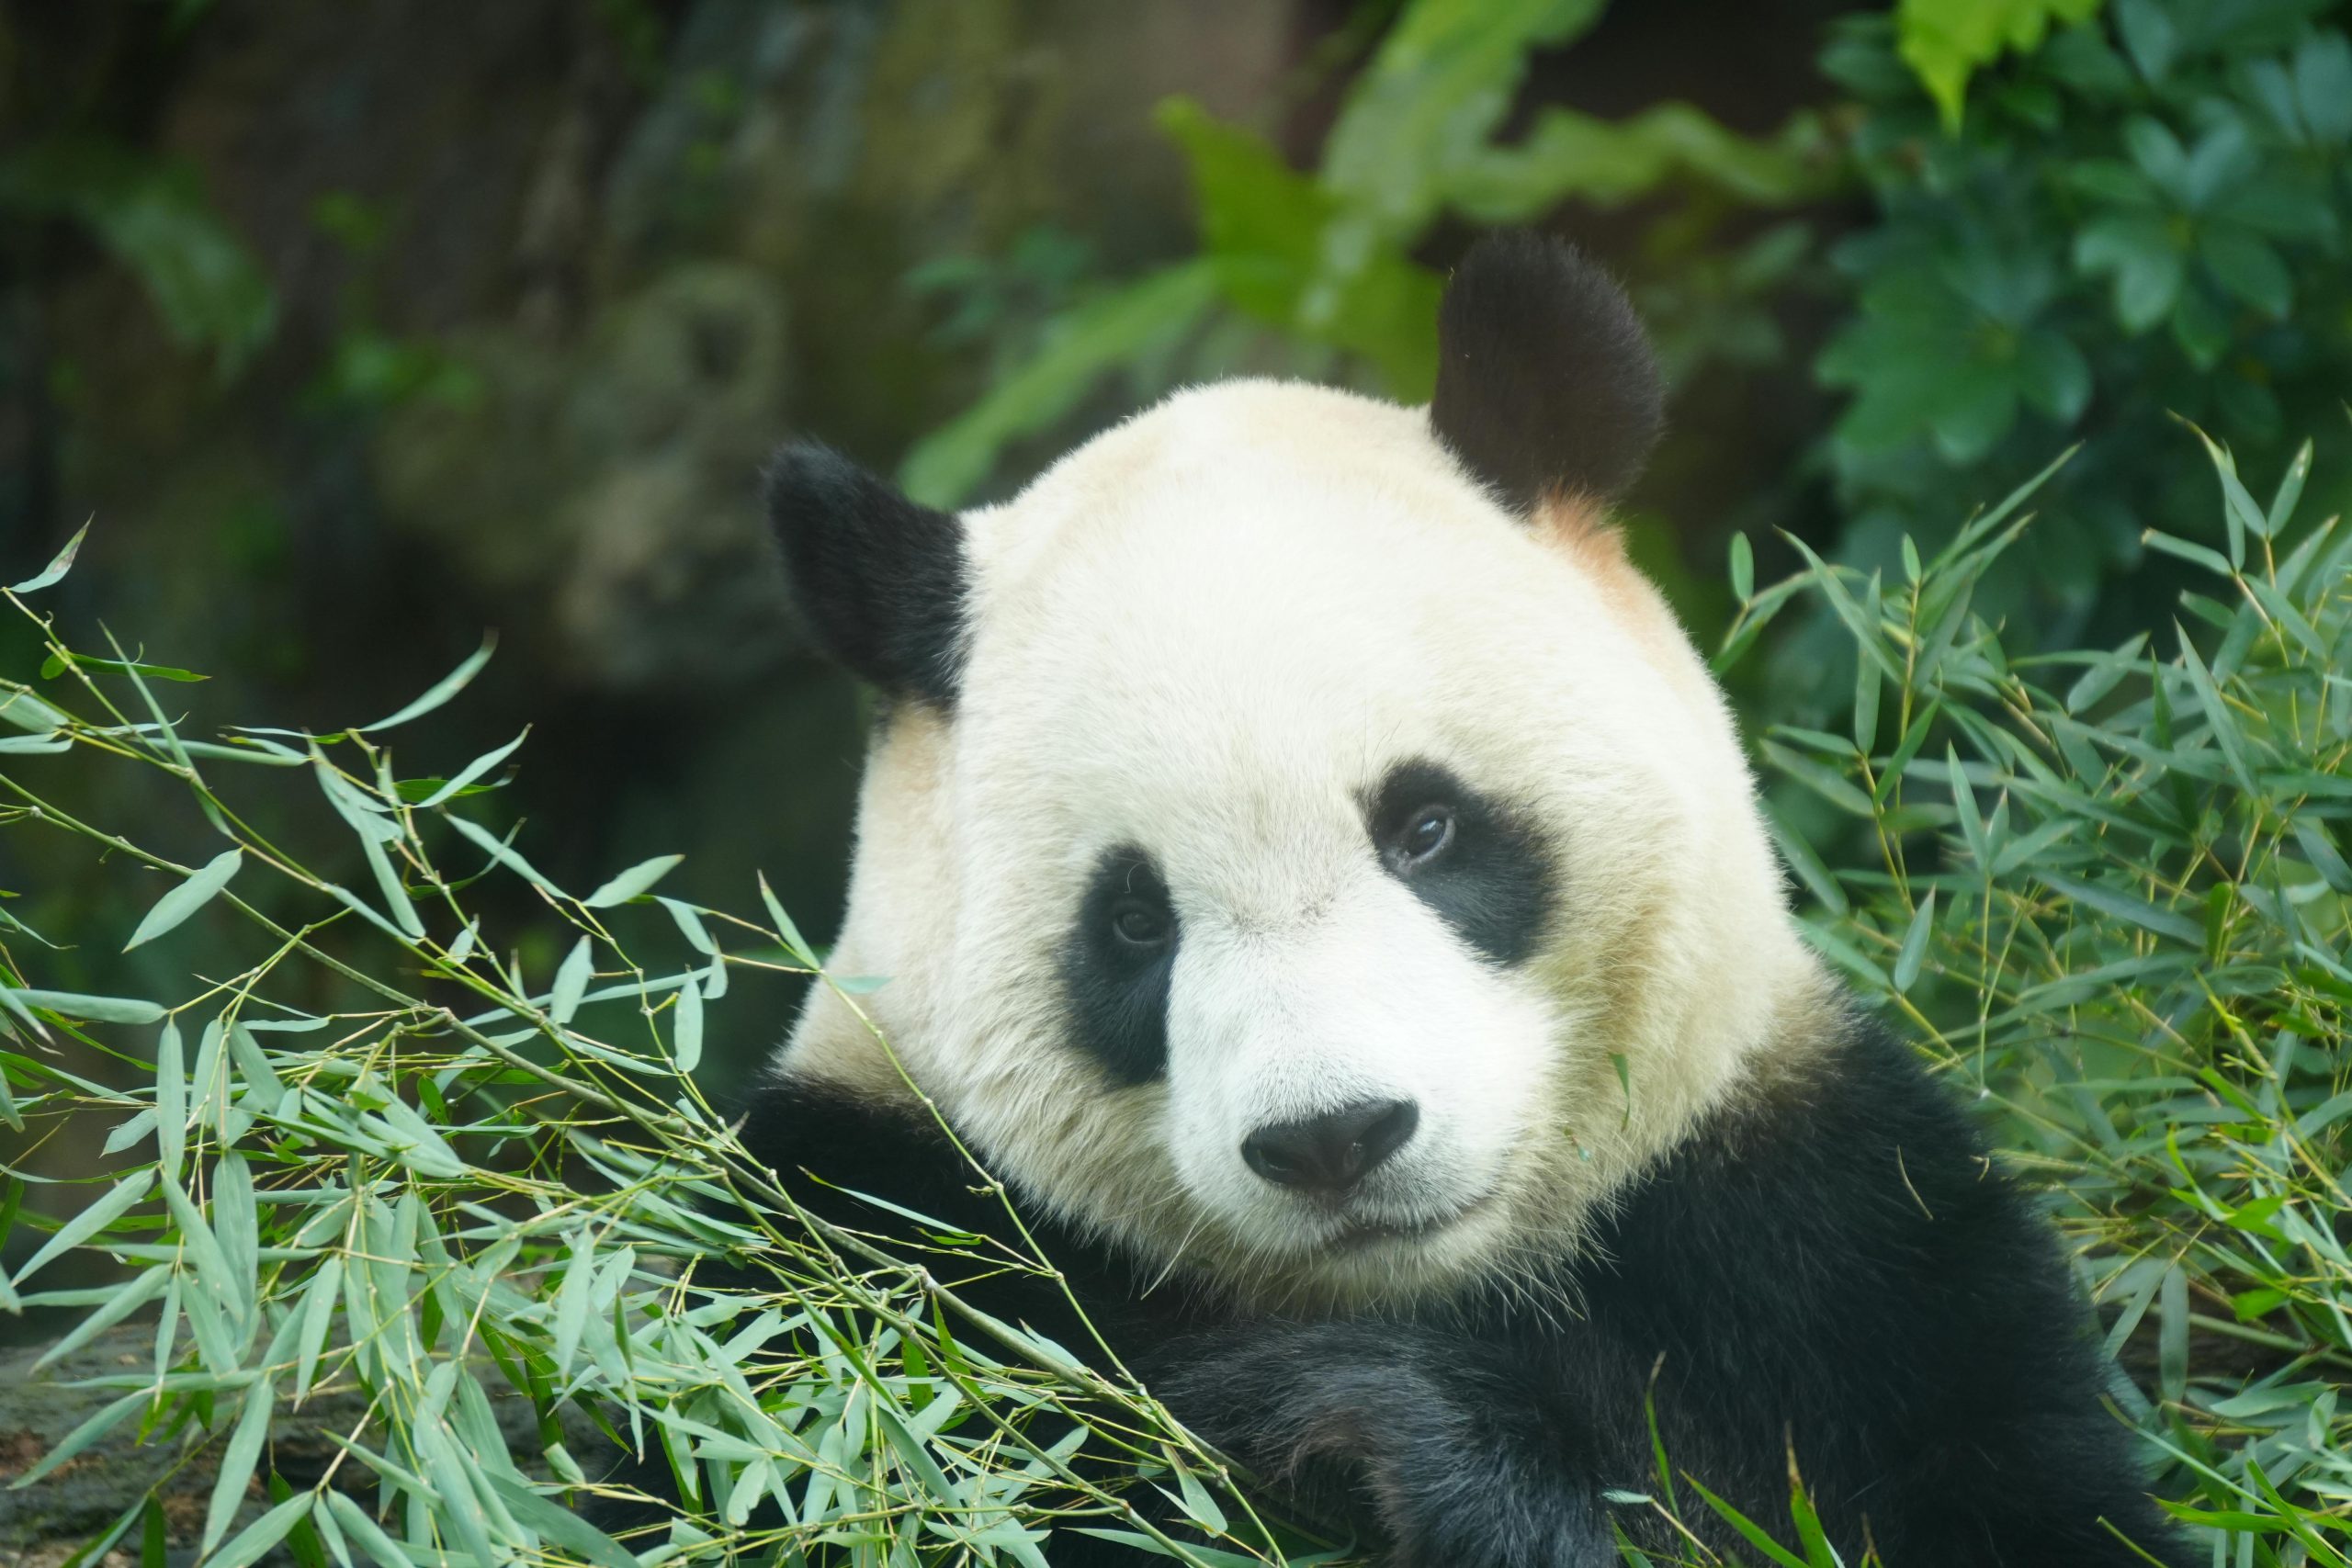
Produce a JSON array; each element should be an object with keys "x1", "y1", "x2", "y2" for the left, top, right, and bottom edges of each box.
[{"x1": 773, "y1": 233, "x2": 1821, "y2": 1310}]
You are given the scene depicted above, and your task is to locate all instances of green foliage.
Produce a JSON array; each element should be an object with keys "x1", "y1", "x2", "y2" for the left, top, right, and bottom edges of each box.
[
  {"x1": 0, "y1": 555, "x2": 1313, "y2": 1565},
  {"x1": 1896, "y1": 0, "x2": 2107, "y2": 129},
  {"x1": 902, "y1": 0, "x2": 1831, "y2": 507},
  {"x1": 0, "y1": 141, "x2": 277, "y2": 380},
  {"x1": 1815, "y1": 0, "x2": 2352, "y2": 648},
  {"x1": 8, "y1": 433, "x2": 2352, "y2": 1560},
  {"x1": 1725, "y1": 430, "x2": 2352, "y2": 1560}
]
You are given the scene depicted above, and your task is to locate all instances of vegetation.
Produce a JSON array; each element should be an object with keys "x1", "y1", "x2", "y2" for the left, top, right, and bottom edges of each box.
[
  {"x1": 1729, "y1": 431, "x2": 2352, "y2": 1562},
  {"x1": 6, "y1": 422, "x2": 2351, "y2": 1562},
  {"x1": 6, "y1": 0, "x2": 2352, "y2": 1562}
]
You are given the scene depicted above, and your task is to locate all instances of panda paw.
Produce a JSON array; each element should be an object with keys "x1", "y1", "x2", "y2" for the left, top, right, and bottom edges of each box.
[{"x1": 1150, "y1": 1322, "x2": 1583, "y2": 1567}]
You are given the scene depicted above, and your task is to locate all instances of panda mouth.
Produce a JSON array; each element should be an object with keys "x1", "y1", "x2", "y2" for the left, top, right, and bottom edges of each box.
[{"x1": 1326, "y1": 1190, "x2": 1496, "y2": 1250}]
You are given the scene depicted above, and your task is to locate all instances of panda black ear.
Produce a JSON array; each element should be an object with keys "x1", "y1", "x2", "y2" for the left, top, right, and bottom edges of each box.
[
  {"x1": 766, "y1": 442, "x2": 967, "y2": 707},
  {"x1": 1430, "y1": 231, "x2": 1663, "y2": 513}
]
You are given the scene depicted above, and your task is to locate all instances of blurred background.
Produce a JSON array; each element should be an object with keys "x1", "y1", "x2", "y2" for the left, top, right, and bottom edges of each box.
[{"x1": 4, "y1": 0, "x2": 2348, "y2": 1124}]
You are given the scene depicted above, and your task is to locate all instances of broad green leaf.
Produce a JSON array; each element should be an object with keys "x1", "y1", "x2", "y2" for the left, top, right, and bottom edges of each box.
[
  {"x1": 2075, "y1": 213, "x2": 2183, "y2": 333},
  {"x1": 1895, "y1": 0, "x2": 2104, "y2": 130},
  {"x1": 1321, "y1": 0, "x2": 1608, "y2": 240},
  {"x1": 2199, "y1": 227, "x2": 2290, "y2": 319},
  {"x1": 124, "y1": 848, "x2": 242, "y2": 951}
]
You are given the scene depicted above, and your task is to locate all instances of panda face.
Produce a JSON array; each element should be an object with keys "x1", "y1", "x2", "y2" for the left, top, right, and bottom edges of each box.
[{"x1": 775, "y1": 239, "x2": 1821, "y2": 1309}]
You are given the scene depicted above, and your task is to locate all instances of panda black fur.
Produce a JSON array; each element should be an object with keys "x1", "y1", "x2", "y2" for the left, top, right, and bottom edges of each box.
[{"x1": 724, "y1": 233, "x2": 2187, "y2": 1567}]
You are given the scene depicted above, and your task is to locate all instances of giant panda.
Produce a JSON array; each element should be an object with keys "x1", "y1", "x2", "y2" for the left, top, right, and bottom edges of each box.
[{"x1": 726, "y1": 232, "x2": 2188, "y2": 1567}]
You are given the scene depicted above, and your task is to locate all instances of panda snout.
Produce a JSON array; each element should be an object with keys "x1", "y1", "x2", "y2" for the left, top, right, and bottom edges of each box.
[{"x1": 1240, "y1": 1099, "x2": 1419, "y2": 1194}]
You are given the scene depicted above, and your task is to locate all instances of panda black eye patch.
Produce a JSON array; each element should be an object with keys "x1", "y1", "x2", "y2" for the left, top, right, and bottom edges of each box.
[
  {"x1": 1059, "y1": 847, "x2": 1179, "y2": 1086},
  {"x1": 1366, "y1": 760, "x2": 1554, "y2": 966}
]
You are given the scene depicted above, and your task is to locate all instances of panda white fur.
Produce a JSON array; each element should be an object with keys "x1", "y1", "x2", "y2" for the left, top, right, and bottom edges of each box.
[{"x1": 725, "y1": 233, "x2": 2186, "y2": 1566}]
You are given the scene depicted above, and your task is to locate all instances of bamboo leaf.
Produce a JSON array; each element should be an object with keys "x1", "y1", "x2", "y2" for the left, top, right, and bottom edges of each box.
[
  {"x1": 2268, "y1": 438, "x2": 2313, "y2": 534},
  {"x1": 319, "y1": 1494, "x2": 411, "y2": 1568},
  {"x1": 445, "y1": 815, "x2": 561, "y2": 896},
  {"x1": 2, "y1": 988, "x2": 167, "y2": 1025},
  {"x1": 1767, "y1": 819, "x2": 1848, "y2": 917},
  {"x1": 552, "y1": 1228, "x2": 595, "y2": 1382},
  {"x1": 1893, "y1": 891, "x2": 1937, "y2": 995},
  {"x1": 12, "y1": 1169, "x2": 156, "y2": 1285},
  {"x1": 418, "y1": 729, "x2": 526, "y2": 807},
  {"x1": 7, "y1": 1390, "x2": 146, "y2": 1489},
  {"x1": 358, "y1": 637, "x2": 493, "y2": 732},
  {"x1": 293, "y1": 1255, "x2": 345, "y2": 1400},
  {"x1": 10, "y1": 521, "x2": 91, "y2": 592},
  {"x1": 659, "y1": 897, "x2": 718, "y2": 955},
  {"x1": 583, "y1": 853, "x2": 684, "y2": 908},
  {"x1": 2175, "y1": 626, "x2": 2257, "y2": 796},
  {"x1": 31, "y1": 1265, "x2": 168, "y2": 1371},
  {"x1": 758, "y1": 871, "x2": 820, "y2": 968},
  {"x1": 2039, "y1": 873, "x2": 2202, "y2": 945},
  {"x1": 155, "y1": 1020, "x2": 185, "y2": 1181},
  {"x1": 673, "y1": 976, "x2": 704, "y2": 1075},
  {"x1": 548, "y1": 937, "x2": 593, "y2": 1024},
  {"x1": 125, "y1": 848, "x2": 243, "y2": 951},
  {"x1": 207, "y1": 1491, "x2": 311, "y2": 1568},
  {"x1": 201, "y1": 1375, "x2": 277, "y2": 1555}
]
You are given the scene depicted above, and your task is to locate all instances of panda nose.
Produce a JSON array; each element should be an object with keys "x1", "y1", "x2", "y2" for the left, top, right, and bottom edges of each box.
[{"x1": 1241, "y1": 1100, "x2": 1419, "y2": 1193}]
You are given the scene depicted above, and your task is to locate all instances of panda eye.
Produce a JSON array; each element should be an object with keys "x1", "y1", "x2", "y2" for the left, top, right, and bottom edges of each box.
[
  {"x1": 1395, "y1": 805, "x2": 1455, "y2": 867},
  {"x1": 1110, "y1": 899, "x2": 1172, "y2": 949}
]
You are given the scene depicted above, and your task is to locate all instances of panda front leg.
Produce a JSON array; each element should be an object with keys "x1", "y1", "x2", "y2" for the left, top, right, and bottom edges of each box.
[{"x1": 1148, "y1": 1321, "x2": 1618, "y2": 1568}]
